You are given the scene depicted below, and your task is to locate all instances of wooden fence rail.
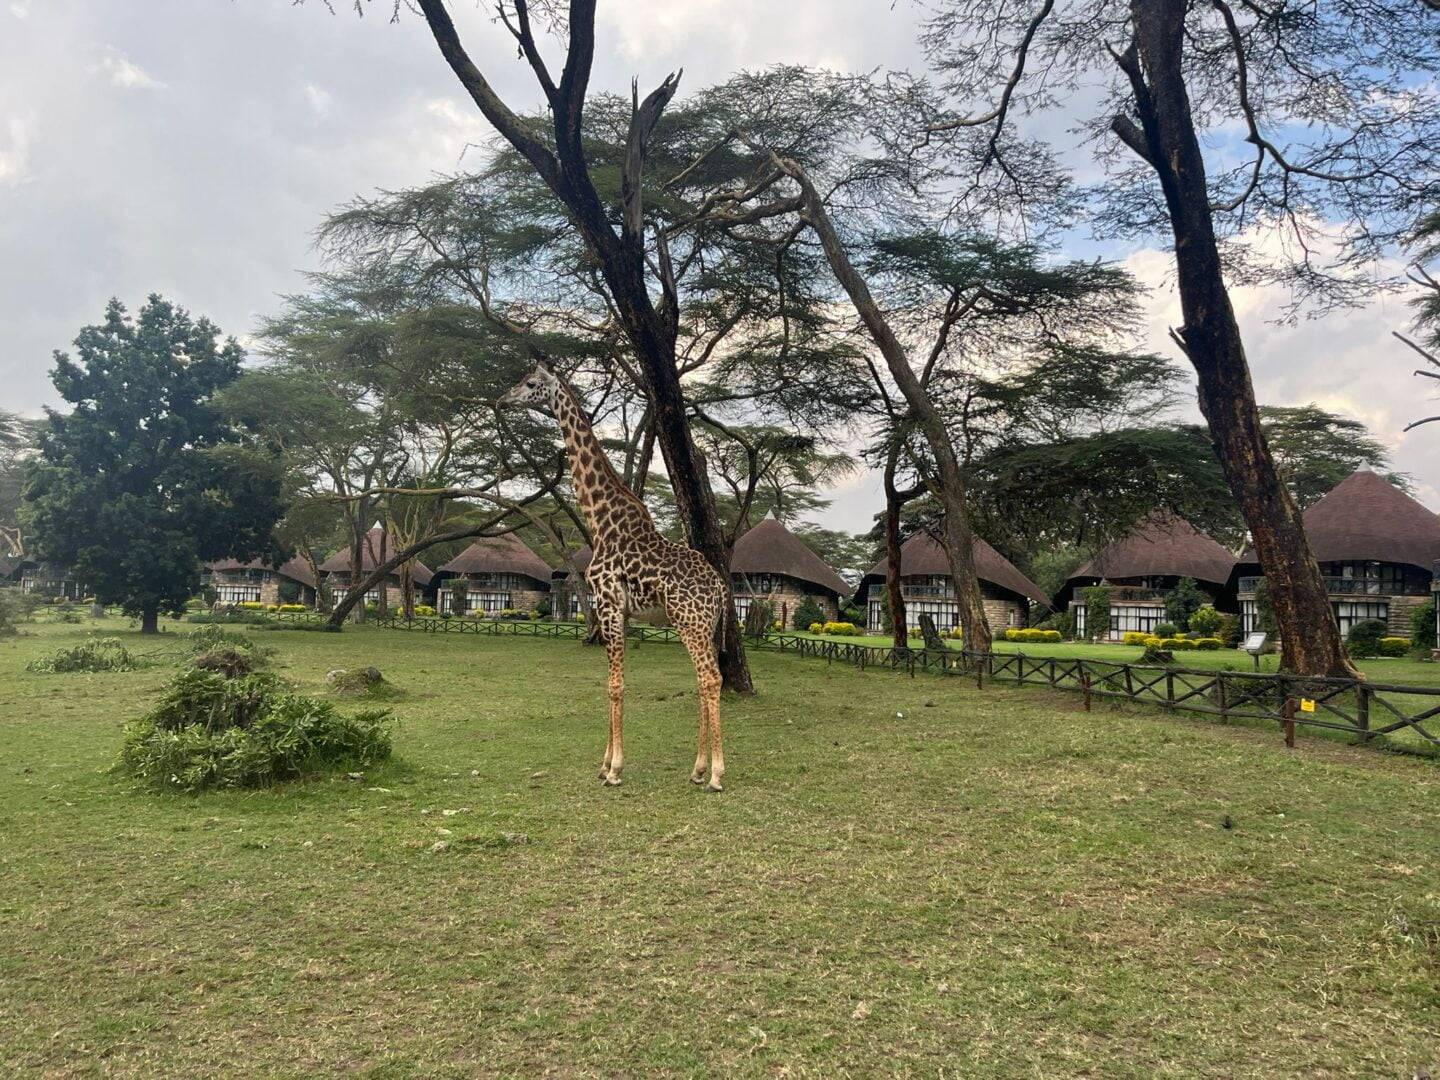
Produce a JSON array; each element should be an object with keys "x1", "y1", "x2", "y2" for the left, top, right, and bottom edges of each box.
[{"x1": 248, "y1": 613, "x2": 1439, "y2": 753}]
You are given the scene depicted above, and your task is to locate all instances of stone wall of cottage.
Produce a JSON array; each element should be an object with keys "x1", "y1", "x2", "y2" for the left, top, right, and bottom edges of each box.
[
  {"x1": 733, "y1": 574, "x2": 839, "y2": 628},
  {"x1": 439, "y1": 574, "x2": 551, "y2": 615},
  {"x1": 209, "y1": 569, "x2": 281, "y2": 605},
  {"x1": 1388, "y1": 593, "x2": 1429, "y2": 637},
  {"x1": 984, "y1": 597, "x2": 1026, "y2": 630}
]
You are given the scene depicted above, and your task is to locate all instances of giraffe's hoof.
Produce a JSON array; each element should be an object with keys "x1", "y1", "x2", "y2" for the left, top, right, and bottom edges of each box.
[
  {"x1": 705, "y1": 779, "x2": 724, "y2": 793},
  {"x1": 689, "y1": 771, "x2": 707, "y2": 785},
  {"x1": 599, "y1": 768, "x2": 610, "y2": 780},
  {"x1": 603, "y1": 775, "x2": 623, "y2": 787}
]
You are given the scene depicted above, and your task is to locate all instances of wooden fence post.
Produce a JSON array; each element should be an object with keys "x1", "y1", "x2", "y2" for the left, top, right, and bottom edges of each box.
[
  {"x1": 1356, "y1": 684, "x2": 1371, "y2": 742},
  {"x1": 1217, "y1": 672, "x2": 1228, "y2": 723},
  {"x1": 1283, "y1": 696, "x2": 1296, "y2": 749},
  {"x1": 1081, "y1": 671, "x2": 1092, "y2": 712}
]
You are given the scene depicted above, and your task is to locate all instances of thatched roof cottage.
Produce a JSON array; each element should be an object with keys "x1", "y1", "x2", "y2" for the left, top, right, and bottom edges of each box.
[{"x1": 856, "y1": 530, "x2": 1048, "y2": 634}]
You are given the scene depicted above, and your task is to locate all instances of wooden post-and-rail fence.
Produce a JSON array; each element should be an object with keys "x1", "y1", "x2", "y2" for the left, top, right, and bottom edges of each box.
[{"x1": 225, "y1": 612, "x2": 1440, "y2": 753}]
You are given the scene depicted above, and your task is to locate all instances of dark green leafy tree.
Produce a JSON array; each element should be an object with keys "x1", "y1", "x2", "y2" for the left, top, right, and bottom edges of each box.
[
  {"x1": 791, "y1": 595, "x2": 826, "y2": 631},
  {"x1": 1082, "y1": 587, "x2": 1112, "y2": 643},
  {"x1": 1260, "y1": 405, "x2": 1405, "y2": 510},
  {"x1": 1163, "y1": 577, "x2": 1205, "y2": 632},
  {"x1": 1411, "y1": 599, "x2": 1436, "y2": 653},
  {"x1": 21, "y1": 296, "x2": 285, "y2": 632}
]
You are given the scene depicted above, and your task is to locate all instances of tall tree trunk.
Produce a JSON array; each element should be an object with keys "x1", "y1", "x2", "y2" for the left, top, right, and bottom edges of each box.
[
  {"x1": 883, "y1": 441, "x2": 910, "y2": 652},
  {"x1": 140, "y1": 607, "x2": 158, "y2": 634},
  {"x1": 347, "y1": 518, "x2": 366, "y2": 624},
  {"x1": 778, "y1": 158, "x2": 992, "y2": 652},
  {"x1": 376, "y1": 530, "x2": 389, "y2": 615},
  {"x1": 654, "y1": 382, "x2": 750, "y2": 687},
  {"x1": 413, "y1": 0, "x2": 752, "y2": 694},
  {"x1": 300, "y1": 543, "x2": 324, "y2": 611},
  {"x1": 1119, "y1": 0, "x2": 1354, "y2": 677}
]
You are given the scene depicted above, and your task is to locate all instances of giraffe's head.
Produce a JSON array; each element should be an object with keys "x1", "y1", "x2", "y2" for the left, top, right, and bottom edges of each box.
[{"x1": 497, "y1": 361, "x2": 561, "y2": 413}]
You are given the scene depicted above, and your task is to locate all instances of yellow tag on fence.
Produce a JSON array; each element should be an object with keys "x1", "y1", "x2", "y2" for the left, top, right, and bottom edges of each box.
[{"x1": 1299, "y1": 698, "x2": 1316, "y2": 713}]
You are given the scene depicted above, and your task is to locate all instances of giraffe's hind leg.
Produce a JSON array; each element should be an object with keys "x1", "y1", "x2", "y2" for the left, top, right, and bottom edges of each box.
[
  {"x1": 678, "y1": 619, "x2": 723, "y2": 792},
  {"x1": 598, "y1": 606, "x2": 626, "y2": 786}
]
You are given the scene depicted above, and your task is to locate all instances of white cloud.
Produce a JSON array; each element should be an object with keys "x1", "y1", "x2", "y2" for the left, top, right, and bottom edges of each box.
[
  {"x1": 98, "y1": 49, "x2": 165, "y2": 90},
  {"x1": 304, "y1": 84, "x2": 334, "y2": 117},
  {"x1": 0, "y1": 113, "x2": 34, "y2": 184},
  {"x1": 9, "y1": 1, "x2": 31, "y2": 19},
  {"x1": 1122, "y1": 231, "x2": 1440, "y2": 513}
]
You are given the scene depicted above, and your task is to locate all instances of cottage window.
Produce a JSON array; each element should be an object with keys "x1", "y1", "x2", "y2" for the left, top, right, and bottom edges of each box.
[
  {"x1": 1110, "y1": 603, "x2": 1161, "y2": 638},
  {"x1": 215, "y1": 583, "x2": 262, "y2": 604},
  {"x1": 1333, "y1": 601, "x2": 1388, "y2": 636},
  {"x1": 471, "y1": 592, "x2": 511, "y2": 614},
  {"x1": 734, "y1": 573, "x2": 779, "y2": 595}
]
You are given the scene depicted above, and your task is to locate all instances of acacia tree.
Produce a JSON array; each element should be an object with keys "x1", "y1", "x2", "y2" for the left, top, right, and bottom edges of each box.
[
  {"x1": 340, "y1": 0, "x2": 871, "y2": 692},
  {"x1": 233, "y1": 271, "x2": 580, "y2": 626},
  {"x1": 22, "y1": 296, "x2": 285, "y2": 632},
  {"x1": 1259, "y1": 405, "x2": 1406, "y2": 510},
  {"x1": 311, "y1": 57, "x2": 877, "y2": 689},
  {"x1": 921, "y1": 0, "x2": 1439, "y2": 675}
]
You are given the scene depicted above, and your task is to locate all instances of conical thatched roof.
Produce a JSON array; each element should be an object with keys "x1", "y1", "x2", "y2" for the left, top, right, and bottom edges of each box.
[
  {"x1": 1295, "y1": 470, "x2": 1440, "y2": 570},
  {"x1": 860, "y1": 530, "x2": 1048, "y2": 606},
  {"x1": 1068, "y1": 514, "x2": 1236, "y2": 593},
  {"x1": 206, "y1": 556, "x2": 317, "y2": 589},
  {"x1": 319, "y1": 525, "x2": 434, "y2": 586},
  {"x1": 731, "y1": 517, "x2": 849, "y2": 598},
  {"x1": 438, "y1": 533, "x2": 552, "y2": 585}
]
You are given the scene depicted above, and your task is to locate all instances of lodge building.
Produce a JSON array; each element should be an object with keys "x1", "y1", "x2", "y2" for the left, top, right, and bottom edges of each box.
[
  {"x1": 1235, "y1": 471, "x2": 1440, "y2": 638},
  {"x1": 434, "y1": 533, "x2": 553, "y2": 615},
  {"x1": 550, "y1": 546, "x2": 593, "y2": 620},
  {"x1": 1055, "y1": 514, "x2": 1237, "y2": 641},
  {"x1": 9, "y1": 560, "x2": 88, "y2": 600},
  {"x1": 204, "y1": 557, "x2": 317, "y2": 607},
  {"x1": 729, "y1": 516, "x2": 850, "y2": 628},
  {"x1": 856, "y1": 530, "x2": 1048, "y2": 634},
  {"x1": 318, "y1": 525, "x2": 434, "y2": 608}
]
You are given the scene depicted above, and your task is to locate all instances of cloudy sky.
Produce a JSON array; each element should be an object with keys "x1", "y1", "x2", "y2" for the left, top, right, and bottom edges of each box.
[{"x1": 3, "y1": 0, "x2": 1436, "y2": 532}]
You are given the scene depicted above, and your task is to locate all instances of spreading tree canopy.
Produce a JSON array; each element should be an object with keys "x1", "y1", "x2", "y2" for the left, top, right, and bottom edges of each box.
[{"x1": 21, "y1": 296, "x2": 285, "y2": 632}]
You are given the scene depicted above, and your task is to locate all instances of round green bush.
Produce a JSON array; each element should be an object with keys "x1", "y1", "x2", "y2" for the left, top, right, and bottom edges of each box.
[
  {"x1": 1187, "y1": 605, "x2": 1225, "y2": 637},
  {"x1": 1345, "y1": 619, "x2": 1388, "y2": 659}
]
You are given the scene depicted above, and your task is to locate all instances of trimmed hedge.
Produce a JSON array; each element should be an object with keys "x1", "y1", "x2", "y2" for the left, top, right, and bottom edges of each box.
[
  {"x1": 1002, "y1": 628, "x2": 1063, "y2": 643},
  {"x1": 1378, "y1": 636, "x2": 1410, "y2": 658}
]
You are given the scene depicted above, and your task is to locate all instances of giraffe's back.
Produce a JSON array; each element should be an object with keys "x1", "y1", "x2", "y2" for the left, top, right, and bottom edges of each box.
[{"x1": 588, "y1": 533, "x2": 726, "y2": 626}]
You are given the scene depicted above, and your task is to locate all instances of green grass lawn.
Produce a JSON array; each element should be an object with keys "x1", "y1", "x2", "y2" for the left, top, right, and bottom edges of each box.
[
  {"x1": 802, "y1": 630, "x2": 1440, "y2": 678},
  {"x1": 2, "y1": 616, "x2": 1439, "y2": 1076}
]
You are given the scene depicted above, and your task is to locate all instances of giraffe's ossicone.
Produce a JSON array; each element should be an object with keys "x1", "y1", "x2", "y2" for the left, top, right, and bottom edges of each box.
[{"x1": 498, "y1": 362, "x2": 729, "y2": 791}]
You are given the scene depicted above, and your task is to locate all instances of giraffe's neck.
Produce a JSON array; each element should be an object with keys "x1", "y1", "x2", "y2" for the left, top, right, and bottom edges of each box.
[{"x1": 552, "y1": 383, "x2": 652, "y2": 542}]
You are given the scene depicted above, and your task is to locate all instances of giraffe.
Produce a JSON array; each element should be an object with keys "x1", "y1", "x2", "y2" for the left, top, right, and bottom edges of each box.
[{"x1": 498, "y1": 362, "x2": 729, "y2": 791}]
